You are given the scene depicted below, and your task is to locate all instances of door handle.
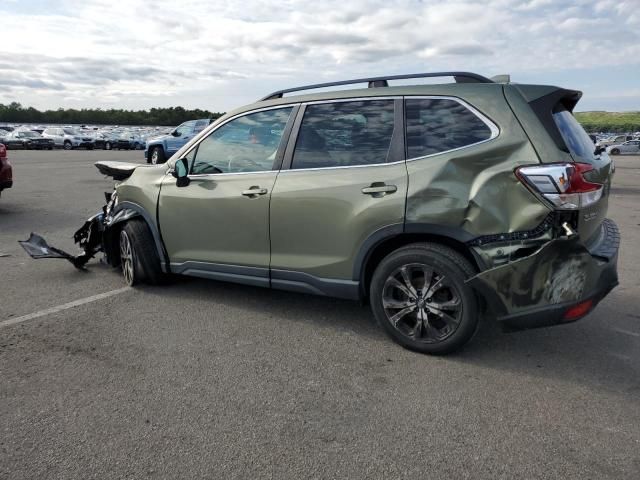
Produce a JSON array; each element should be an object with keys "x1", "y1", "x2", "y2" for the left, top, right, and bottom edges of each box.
[
  {"x1": 241, "y1": 186, "x2": 268, "y2": 197},
  {"x1": 362, "y1": 183, "x2": 397, "y2": 197}
]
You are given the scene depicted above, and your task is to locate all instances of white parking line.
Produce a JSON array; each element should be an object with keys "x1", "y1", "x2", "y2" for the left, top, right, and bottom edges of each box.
[
  {"x1": 0, "y1": 287, "x2": 132, "y2": 329},
  {"x1": 612, "y1": 327, "x2": 640, "y2": 338}
]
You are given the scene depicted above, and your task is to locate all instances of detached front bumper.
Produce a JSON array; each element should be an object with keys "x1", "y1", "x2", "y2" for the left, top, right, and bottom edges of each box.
[{"x1": 468, "y1": 218, "x2": 620, "y2": 331}]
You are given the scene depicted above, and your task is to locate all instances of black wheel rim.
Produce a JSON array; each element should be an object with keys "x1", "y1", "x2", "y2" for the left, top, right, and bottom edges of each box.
[{"x1": 381, "y1": 263, "x2": 462, "y2": 343}]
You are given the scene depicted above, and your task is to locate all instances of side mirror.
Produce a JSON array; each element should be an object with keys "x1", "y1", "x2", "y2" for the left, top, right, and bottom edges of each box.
[
  {"x1": 172, "y1": 157, "x2": 190, "y2": 187},
  {"x1": 171, "y1": 130, "x2": 181, "y2": 137}
]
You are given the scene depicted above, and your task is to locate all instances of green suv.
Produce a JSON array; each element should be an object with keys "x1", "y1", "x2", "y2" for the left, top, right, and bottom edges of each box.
[{"x1": 21, "y1": 72, "x2": 620, "y2": 354}]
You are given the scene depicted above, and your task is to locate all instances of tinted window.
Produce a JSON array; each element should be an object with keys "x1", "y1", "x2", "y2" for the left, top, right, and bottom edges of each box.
[
  {"x1": 190, "y1": 107, "x2": 292, "y2": 175},
  {"x1": 194, "y1": 120, "x2": 209, "y2": 133},
  {"x1": 405, "y1": 98, "x2": 493, "y2": 158},
  {"x1": 553, "y1": 107, "x2": 596, "y2": 163},
  {"x1": 291, "y1": 100, "x2": 395, "y2": 169},
  {"x1": 175, "y1": 122, "x2": 193, "y2": 136}
]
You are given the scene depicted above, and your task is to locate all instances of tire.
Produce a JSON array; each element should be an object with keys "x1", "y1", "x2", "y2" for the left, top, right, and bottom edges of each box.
[
  {"x1": 610, "y1": 148, "x2": 620, "y2": 155},
  {"x1": 105, "y1": 141, "x2": 112, "y2": 150},
  {"x1": 63, "y1": 140, "x2": 72, "y2": 150},
  {"x1": 150, "y1": 146, "x2": 165, "y2": 165},
  {"x1": 48, "y1": 146, "x2": 53, "y2": 150},
  {"x1": 120, "y1": 219, "x2": 164, "y2": 286},
  {"x1": 370, "y1": 243, "x2": 479, "y2": 355}
]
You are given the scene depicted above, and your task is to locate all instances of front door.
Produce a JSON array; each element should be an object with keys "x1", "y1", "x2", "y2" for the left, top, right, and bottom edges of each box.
[
  {"x1": 159, "y1": 106, "x2": 295, "y2": 284},
  {"x1": 269, "y1": 99, "x2": 407, "y2": 293}
]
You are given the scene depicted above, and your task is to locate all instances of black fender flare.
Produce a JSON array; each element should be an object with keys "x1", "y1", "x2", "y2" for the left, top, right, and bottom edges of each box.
[
  {"x1": 352, "y1": 223, "x2": 479, "y2": 296},
  {"x1": 107, "y1": 201, "x2": 169, "y2": 272}
]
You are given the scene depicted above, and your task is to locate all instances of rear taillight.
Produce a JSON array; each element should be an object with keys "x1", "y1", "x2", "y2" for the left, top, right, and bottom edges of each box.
[{"x1": 515, "y1": 163, "x2": 603, "y2": 210}]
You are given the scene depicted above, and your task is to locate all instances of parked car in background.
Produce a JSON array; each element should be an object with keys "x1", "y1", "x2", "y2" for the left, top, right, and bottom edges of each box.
[
  {"x1": 596, "y1": 135, "x2": 633, "y2": 148},
  {"x1": 607, "y1": 139, "x2": 640, "y2": 155},
  {"x1": 42, "y1": 127, "x2": 94, "y2": 150},
  {"x1": 115, "y1": 130, "x2": 145, "y2": 150},
  {"x1": 88, "y1": 131, "x2": 117, "y2": 150},
  {"x1": 0, "y1": 130, "x2": 54, "y2": 150},
  {"x1": 145, "y1": 119, "x2": 212, "y2": 164},
  {"x1": 0, "y1": 143, "x2": 12, "y2": 197}
]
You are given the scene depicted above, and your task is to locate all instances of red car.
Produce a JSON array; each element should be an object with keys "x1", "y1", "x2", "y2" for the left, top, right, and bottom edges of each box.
[{"x1": 0, "y1": 143, "x2": 12, "y2": 196}]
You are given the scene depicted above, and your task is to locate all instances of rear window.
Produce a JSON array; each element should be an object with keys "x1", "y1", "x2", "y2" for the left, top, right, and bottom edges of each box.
[{"x1": 553, "y1": 107, "x2": 596, "y2": 163}]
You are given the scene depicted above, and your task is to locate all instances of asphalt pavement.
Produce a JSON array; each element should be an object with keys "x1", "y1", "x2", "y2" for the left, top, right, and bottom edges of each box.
[{"x1": 1, "y1": 150, "x2": 639, "y2": 479}]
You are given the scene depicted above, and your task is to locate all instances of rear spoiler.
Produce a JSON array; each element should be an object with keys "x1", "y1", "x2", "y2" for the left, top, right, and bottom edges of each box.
[{"x1": 515, "y1": 85, "x2": 583, "y2": 153}]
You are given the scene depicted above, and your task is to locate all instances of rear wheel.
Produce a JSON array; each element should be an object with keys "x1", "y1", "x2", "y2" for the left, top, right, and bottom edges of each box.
[
  {"x1": 150, "y1": 146, "x2": 166, "y2": 165},
  {"x1": 119, "y1": 219, "x2": 164, "y2": 286},
  {"x1": 370, "y1": 243, "x2": 479, "y2": 355},
  {"x1": 63, "y1": 140, "x2": 72, "y2": 150}
]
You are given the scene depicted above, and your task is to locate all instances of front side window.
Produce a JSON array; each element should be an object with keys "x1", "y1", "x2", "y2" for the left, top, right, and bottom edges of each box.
[
  {"x1": 194, "y1": 120, "x2": 209, "y2": 133},
  {"x1": 405, "y1": 98, "x2": 493, "y2": 159},
  {"x1": 190, "y1": 107, "x2": 293, "y2": 175},
  {"x1": 291, "y1": 100, "x2": 395, "y2": 169},
  {"x1": 175, "y1": 122, "x2": 194, "y2": 137}
]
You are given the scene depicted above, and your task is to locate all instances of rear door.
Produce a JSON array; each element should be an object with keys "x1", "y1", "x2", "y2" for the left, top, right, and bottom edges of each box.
[{"x1": 269, "y1": 98, "x2": 407, "y2": 291}]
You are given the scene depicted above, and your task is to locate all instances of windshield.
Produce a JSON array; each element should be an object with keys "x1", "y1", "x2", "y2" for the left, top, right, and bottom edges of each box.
[
  {"x1": 553, "y1": 107, "x2": 597, "y2": 163},
  {"x1": 21, "y1": 131, "x2": 40, "y2": 138}
]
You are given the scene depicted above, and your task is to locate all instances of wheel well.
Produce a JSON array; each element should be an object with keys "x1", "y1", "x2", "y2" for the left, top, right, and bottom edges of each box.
[{"x1": 360, "y1": 233, "x2": 481, "y2": 299}]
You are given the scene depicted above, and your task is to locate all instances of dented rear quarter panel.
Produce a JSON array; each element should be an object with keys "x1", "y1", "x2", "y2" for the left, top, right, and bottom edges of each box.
[{"x1": 405, "y1": 87, "x2": 552, "y2": 237}]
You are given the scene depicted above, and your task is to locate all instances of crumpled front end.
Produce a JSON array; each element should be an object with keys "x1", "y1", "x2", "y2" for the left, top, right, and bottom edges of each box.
[
  {"x1": 468, "y1": 218, "x2": 620, "y2": 331},
  {"x1": 19, "y1": 191, "x2": 117, "y2": 269}
]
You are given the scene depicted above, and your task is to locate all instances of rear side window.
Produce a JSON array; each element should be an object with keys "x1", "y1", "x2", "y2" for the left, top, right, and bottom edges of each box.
[
  {"x1": 553, "y1": 107, "x2": 597, "y2": 163},
  {"x1": 405, "y1": 98, "x2": 493, "y2": 158},
  {"x1": 291, "y1": 100, "x2": 395, "y2": 169}
]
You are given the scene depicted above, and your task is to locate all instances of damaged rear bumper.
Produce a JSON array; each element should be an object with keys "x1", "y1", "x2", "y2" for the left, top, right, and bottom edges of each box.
[{"x1": 468, "y1": 218, "x2": 620, "y2": 331}]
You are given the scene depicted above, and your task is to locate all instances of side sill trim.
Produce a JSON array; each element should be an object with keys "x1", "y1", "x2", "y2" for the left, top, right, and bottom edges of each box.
[
  {"x1": 271, "y1": 269, "x2": 360, "y2": 300},
  {"x1": 170, "y1": 261, "x2": 270, "y2": 288}
]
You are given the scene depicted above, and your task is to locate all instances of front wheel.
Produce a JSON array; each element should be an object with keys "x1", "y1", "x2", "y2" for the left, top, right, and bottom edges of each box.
[
  {"x1": 63, "y1": 140, "x2": 72, "y2": 150},
  {"x1": 370, "y1": 243, "x2": 479, "y2": 355},
  {"x1": 119, "y1": 219, "x2": 164, "y2": 286},
  {"x1": 105, "y1": 141, "x2": 112, "y2": 150},
  {"x1": 610, "y1": 148, "x2": 620, "y2": 155},
  {"x1": 149, "y1": 146, "x2": 166, "y2": 165}
]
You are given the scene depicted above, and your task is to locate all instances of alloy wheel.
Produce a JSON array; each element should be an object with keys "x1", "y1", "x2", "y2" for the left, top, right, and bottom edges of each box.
[
  {"x1": 119, "y1": 230, "x2": 135, "y2": 286},
  {"x1": 151, "y1": 148, "x2": 159, "y2": 164},
  {"x1": 381, "y1": 263, "x2": 462, "y2": 343}
]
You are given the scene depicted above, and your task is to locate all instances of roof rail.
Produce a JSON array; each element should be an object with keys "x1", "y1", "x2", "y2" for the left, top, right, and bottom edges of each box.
[{"x1": 260, "y1": 71, "x2": 493, "y2": 101}]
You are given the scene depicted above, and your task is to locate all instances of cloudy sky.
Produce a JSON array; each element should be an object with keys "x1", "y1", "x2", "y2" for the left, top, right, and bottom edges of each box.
[{"x1": 1, "y1": 0, "x2": 638, "y2": 112}]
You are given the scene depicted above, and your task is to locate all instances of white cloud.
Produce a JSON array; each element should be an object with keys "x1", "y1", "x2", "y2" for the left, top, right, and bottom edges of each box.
[{"x1": 0, "y1": 0, "x2": 638, "y2": 110}]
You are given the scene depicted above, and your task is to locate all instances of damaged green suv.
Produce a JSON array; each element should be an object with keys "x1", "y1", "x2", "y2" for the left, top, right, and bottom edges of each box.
[{"x1": 21, "y1": 72, "x2": 620, "y2": 354}]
